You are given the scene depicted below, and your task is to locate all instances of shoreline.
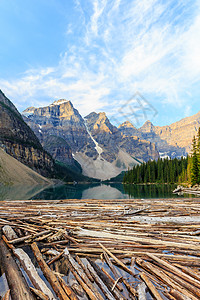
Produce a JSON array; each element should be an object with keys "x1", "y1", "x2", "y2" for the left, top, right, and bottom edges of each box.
[{"x1": 173, "y1": 185, "x2": 200, "y2": 196}]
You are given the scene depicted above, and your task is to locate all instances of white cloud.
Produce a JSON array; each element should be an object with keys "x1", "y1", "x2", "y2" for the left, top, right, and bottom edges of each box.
[
  {"x1": 90, "y1": 0, "x2": 107, "y2": 36},
  {"x1": 181, "y1": 15, "x2": 200, "y2": 81},
  {"x1": 65, "y1": 24, "x2": 73, "y2": 35},
  {"x1": 1, "y1": 0, "x2": 200, "y2": 121}
]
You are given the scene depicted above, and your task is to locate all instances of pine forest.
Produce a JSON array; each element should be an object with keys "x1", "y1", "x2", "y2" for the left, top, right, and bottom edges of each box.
[{"x1": 123, "y1": 128, "x2": 200, "y2": 185}]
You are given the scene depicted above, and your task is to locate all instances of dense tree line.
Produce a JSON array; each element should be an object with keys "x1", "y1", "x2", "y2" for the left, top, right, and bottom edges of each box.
[
  {"x1": 123, "y1": 128, "x2": 200, "y2": 185},
  {"x1": 123, "y1": 156, "x2": 189, "y2": 184},
  {"x1": 190, "y1": 128, "x2": 200, "y2": 185}
]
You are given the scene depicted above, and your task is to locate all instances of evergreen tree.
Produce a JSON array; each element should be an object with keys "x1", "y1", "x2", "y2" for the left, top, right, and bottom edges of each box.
[
  {"x1": 191, "y1": 136, "x2": 199, "y2": 186},
  {"x1": 136, "y1": 166, "x2": 140, "y2": 183},
  {"x1": 151, "y1": 160, "x2": 156, "y2": 182},
  {"x1": 157, "y1": 158, "x2": 162, "y2": 182},
  {"x1": 196, "y1": 128, "x2": 200, "y2": 183},
  {"x1": 123, "y1": 156, "x2": 188, "y2": 184},
  {"x1": 187, "y1": 155, "x2": 192, "y2": 184}
]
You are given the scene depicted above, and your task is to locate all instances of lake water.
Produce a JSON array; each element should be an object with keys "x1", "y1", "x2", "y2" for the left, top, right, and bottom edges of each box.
[{"x1": 0, "y1": 183, "x2": 193, "y2": 200}]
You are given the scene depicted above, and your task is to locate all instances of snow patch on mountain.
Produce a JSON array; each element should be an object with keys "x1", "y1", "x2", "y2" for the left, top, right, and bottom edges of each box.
[
  {"x1": 51, "y1": 99, "x2": 69, "y2": 106},
  {"x1": 84, "y1": 119, "x2": 104, "y2": 160},
  {"x1": 159, "y1": 152, "x2": 170, "y2": 159}
]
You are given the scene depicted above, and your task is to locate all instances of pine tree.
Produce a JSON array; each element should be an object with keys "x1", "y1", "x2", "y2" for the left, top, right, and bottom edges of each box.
[
  {"x1": 187, "y1": 155, "x2": 192, "y2": 184},
  {"x1": 123, "y1": 156, "x2": 188, "y2": 184},
  {"x1": 191, "y1": 136, "x2": 199, "y2": 186},
  {"x1": 136, "y1": 166, "x2": 140, "y2": 183},
  {"x1": 151, "y1": 160, "x2": 156, "y2": 182},
  {"x1": 157, "y1": 158, "x2": 161, "y2": 182},
  {"x1": 196, "y1": 127, "x2": 200, "y2": 183}
]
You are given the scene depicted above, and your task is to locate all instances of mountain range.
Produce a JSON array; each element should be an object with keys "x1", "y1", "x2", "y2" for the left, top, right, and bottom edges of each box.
[
  {"x1": 0, "y1": 90, "x2": 93, "y2": 184},
  {"x1": 23, "y1": 97, "x2": 199, "y2": 180},
  {"x1": 0, "y1": 89, "x2": 199, "y2": 182},
  {"x1": 119, "y1": 109, "x2": 200, "y2": 158},
  {"x1": 23, "y1": 100, "x2": 159, "y2": 180}
]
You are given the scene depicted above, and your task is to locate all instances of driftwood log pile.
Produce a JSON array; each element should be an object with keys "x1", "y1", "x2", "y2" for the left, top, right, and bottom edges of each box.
[{"x1": 0, "y1": 197, "x2": 200, "y2": 299}]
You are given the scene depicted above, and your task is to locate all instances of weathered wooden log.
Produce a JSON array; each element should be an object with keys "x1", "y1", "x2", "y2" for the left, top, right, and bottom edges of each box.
[
  {"x1": 44, "y1": 226, "x2": 80, "y2": 244},
  {"x1": 101, "y1": 267, "x2": 123, "y2": 291},
  {"x1": 56, "y1": 273, "x2": 79, "y2": 300},
  {"x1": 3, "y1": 225, "x2": 55, "y2": 300},
  {"x1": 30, "y1": 287, "x2": 49, "y2": 300},
  {"x1": 35, "y1": 232, "x2": 54, "y2": 242},
  {"x1": 9, "y1": 230, "x2": 51, "y2": 244},
  {"x1": 31, "y1": 242, "x2": 69, "y2": 300},
  {"x1": 67, "y1": 277, "x2": 87, "y2": 300},
  {"x1": 48, "y1": 250, "x2": 64, "y2": 266},
  {"x1": 64, "y1": 247, "x2": 200, "y2": 263},
  {"x1": 13, "y1": 248, "x2": 55, "y2": 300},
  {"x1": 67, "y1": 264, "x2": 98, "y2": 300},
  {"x1": 163, "y1": 291, "x2": 176, "y2": 300},
  {"x1": 136, "y1": 258, "x2": 199, "y2": 300},
  {"x1": 2, "y1": 290, "x2": 10, "y2": 300},
  {"x1": 121, "y1": 278, "x2": 137, "y2": 298},
  {"x1": 2, "y1": 235, "x2": 15, "y2": 250},
  {"x1": 174, "y1": 264, "x2": 200, "y2": 282},
  {"x1": 137, "y1": 282, "x2": 147, "y2": 300},
  {"x1": 87, "y1": 258, "x2": 127, "y2": 300},
  {"x1": 130, "y1": 257, "x2": 135, "y2": 275},
  {"x1": 76, "y1": 256, "x2": 94, "y2": 283},
  {"x1": 99, "y1": 243, "x2": 134, "y2": 276},
  {"x1": 102, "y1": 250, "x2": 124, "y2": 291},
  {"x1": 140, "y1": 272, "x2": 163, "y2": 300},
  {"x1": 163, "y1": 268, "x2": 200, "y2": 299},
  {"x1": 0, "y1": 239, "x2": 35, "y2": 300},
  {"x1": 86, "y1": 259, "x2": 115, "y2": 300},
  {"x1": 63, "y1": 248, "x2": 104, "y2": 300},
  {"x1": 147, "y1": 253, "x2": 200, "y2": 289},
  {"x1": 169, "y1": 289, "x2": 192, "y2": 300},
  {"x1": 2, "y1": 225, "x2": 18, "y2": 240},
  {"x1": 77, "y1": 228, "x2": 200, "y2": 251}
]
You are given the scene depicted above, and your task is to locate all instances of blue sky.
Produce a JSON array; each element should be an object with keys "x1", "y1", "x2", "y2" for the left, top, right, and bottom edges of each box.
[{"x1": 0, "y1": 0, "x2": 200, "y2": 127}]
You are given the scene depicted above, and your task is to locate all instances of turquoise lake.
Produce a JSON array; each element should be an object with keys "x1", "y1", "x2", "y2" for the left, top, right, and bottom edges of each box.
[{"x1": 0, "y1": 183, "x2": 193, "y2": 200}]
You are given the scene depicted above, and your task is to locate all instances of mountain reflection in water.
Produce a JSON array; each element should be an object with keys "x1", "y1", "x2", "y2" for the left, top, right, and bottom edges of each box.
[
  {"x1": 31, "y1": 183, "x2": 184, "y2": 200},
  {"x1": 0, "y1": 183, "x2": 191, "y2": 201},
  {"x1": 0, "y1": 184, "x2": 49, "y2": 201}
]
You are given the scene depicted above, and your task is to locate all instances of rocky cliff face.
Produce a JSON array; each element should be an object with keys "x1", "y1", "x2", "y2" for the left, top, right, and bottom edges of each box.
[
  {"x1": 24, "y1": 100, "x2": 88, "y2": 152},
  {"x1": 0, "y1": 90, "x2": 54, "y2": 176},
  {"x1": 23, "y1": 100, "x2": 160, "y2": 179},
  {"x1": 85, "y1": 112, "x2": 159, "y2": 163},
  {"x1": 119, "y1": 113, "x2": 200, "y2": 158},
  {"x1": 42, "y1": 135, "x2": 76, "y2": 166},
  {"x1": 85, "y1": 112, "x2": 122, "y2": 162},
  {"x1": 0, "y1": 148, "x2": 51, "y2": 186},
  {"x1": 24, "y1": 100, "x2": 97, "y2": 162}
]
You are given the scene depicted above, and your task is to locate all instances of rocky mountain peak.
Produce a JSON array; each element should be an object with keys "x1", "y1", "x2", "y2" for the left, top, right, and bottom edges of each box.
[
  {"x1": 140, "y1": 120, "x2": 154, "y2": 132},
  {"x1": 22, "y1": 106, "x2": 36, "y2": 117},
  {"x1": 51, "y1": 99, "x2": 71, "y2": 106},
  {"x1": 24, "y1": 99, "x2": 83, "y2": 125},
  {"x1": 119, "y1": 121, "x2": 136, "y2": 129},
  {"x1": 98, "y1": 112, "x2": 106, "y2": 118},
  {"x1": 118, "y1": 120, "x2": 140, "y2": 137},
  {"x1": 50, "y1": 99, "x2": 77, "y2": 118},
  {"x1": 24, "y1": 106, "x2": 36, "y2": 111},
  {"x1": 86, "y1": 111, "x2": 116, "y2": 134}
]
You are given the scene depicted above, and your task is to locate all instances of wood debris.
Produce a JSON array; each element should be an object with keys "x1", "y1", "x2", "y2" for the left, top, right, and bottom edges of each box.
[{"x1": 1, "y1": 197, "x2": 200, "y2": 299}]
